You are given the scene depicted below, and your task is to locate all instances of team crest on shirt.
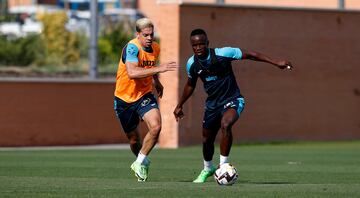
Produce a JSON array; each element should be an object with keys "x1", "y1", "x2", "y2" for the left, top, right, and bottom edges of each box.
[
  {"x1": 141, "y1": 98, "x2": 151, "y2": 107},
  {"x1": 205, "y1": 76, "x2": 218, "y2": 81}
]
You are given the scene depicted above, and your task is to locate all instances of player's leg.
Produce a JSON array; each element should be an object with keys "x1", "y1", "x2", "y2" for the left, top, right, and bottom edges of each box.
[
  {"x1": 219, "y1": 97, "x2": 245, "y2": 165},
  {"x1": 202, "y1": 127, "x2": 218, "y2": 163},
  {"x1": 131, "y1": 93, "x2": 160, "y2": 181},
  {"x1": 193, "y1": 127, "x2": 219, "y2": 183},
  {"x1": 193, "y1": 109, "x2": 220, "y2": 183},
  {"x1": 125, "y1": 128, "x2": 141, "y2": 156},
  {"x1": 131, "y1": 108, "x2": 161, "y2": 182},
  {"x1": 127, "y1": 127, "x2": 151, "y2": 182},
  {"x1": 219, "y1": 108, "x2": 238, "y2": 164},
  {"x1": 140, "y1": 108, "x2": 161, "y2": 156},
  {"x1": 114, "y1": 96, "x2": 141, "y2": 155},
  {"x1": 114, "y1": 96, "x2": 148, "y2": 181}
]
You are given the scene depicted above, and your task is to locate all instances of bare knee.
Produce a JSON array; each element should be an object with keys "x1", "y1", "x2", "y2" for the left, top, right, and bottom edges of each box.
[
  {"x1": 149, "y1": 124, "x2": 161, "y2": 138},
  {"x1": 128, "y1": 136, "x2": 140, "y2": 145},
  {"x1": 221, "y1": 109, "x2": 238, "y2": 132},
  {"x1": 202, "y1": 133, "x2": 216, "y2": 145},
  {"x1": 221, "y1": 120, "x2": 233, "y2": 133},
  {"x1": 221, "y1": 120, "x2": 233, "y2": 136},
  {"x1": 203, "y1": 137, "x2": 214, "y2": 146}
]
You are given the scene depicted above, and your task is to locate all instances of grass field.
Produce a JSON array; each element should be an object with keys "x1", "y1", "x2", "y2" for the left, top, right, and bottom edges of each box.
[{"x1": 1, "y1": 141, "x2": 359, "y2": 198}]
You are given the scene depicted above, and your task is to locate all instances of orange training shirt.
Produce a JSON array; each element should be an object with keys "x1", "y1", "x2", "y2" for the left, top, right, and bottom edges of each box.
[{"x1": 114, "y1": 38, "x2": 160, "y2": 103}]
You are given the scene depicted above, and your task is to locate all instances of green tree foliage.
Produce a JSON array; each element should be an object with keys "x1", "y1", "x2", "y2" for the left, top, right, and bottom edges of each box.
[
  {"x1": 0, "y1": 35, "x2": 45, "y2": 66},
  {"x1": 0, "y1": 13, "x2": 134, "y2": 76},
  {"x1": 38, "y1": 11, "x2": 80, "y2": 65},
  {"x1": 98, "y1": 38, "x2": 113, "y2": 64},
  {"x1": 99, "y1": 22, "x2": 132, "y2": 65}
]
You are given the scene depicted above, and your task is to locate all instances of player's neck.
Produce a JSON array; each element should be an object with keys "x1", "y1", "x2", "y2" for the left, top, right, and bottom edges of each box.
[{"x1": 197, "y1": 49, "x2": 210, "y2": 61}]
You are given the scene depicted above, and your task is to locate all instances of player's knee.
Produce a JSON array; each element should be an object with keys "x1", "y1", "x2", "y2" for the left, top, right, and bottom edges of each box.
[
  {"x1": 203, "y1": 136, "x2": 215, "y2": 145},
  {"x1": 221, "y1": 120, "x2": 233, "y2": 131},
  {"x1": 149, "y1": 124, "x2": 161, "y2": 137},
  {"x1": 129, "y1": 137, "x2": 140, "y2": 145},
  {"x1": 203, "y1": 140, "x2": 214, "y2": 146},
  {"x1": 152, "y1": 124, "x2": 161, "y2": 133}
]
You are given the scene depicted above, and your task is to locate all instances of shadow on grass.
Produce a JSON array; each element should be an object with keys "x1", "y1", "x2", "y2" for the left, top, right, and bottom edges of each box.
[{"x1": 177, "y1": 179, "x2": 195, "y2": 182}]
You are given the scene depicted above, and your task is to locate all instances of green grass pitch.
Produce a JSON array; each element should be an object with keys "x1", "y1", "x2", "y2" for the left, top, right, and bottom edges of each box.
[{"x1": 0, "y1": 141, "x2": 359, "y2": 197}]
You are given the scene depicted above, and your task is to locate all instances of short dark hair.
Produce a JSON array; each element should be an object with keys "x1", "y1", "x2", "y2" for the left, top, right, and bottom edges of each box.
[{"x1": 190, "y1": 28, "x2": 207, "y2": 37}]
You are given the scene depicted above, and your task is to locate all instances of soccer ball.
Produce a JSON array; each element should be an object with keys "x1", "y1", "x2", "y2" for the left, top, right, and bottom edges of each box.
[{"x1": 214, "y1": 163, "x2": 238, "y2": 186}]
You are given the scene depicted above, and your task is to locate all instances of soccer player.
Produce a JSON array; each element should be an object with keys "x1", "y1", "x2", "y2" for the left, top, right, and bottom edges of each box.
[
  {"x1": 173, "y1": 28, "x2": 292, "y2": 183},
  {"x1": 114, "y1": 18, "x2": 178, "y2": 181}
]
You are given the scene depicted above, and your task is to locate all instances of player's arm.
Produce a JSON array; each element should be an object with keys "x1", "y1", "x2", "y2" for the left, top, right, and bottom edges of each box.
[
  {"x1": 126, "y1": 61, "x2": 178, "y2": 79},
  {"x1": 124, "y1": 43, "x2": 178, "y2": 78},
  {"x1": 241, "y1": 49, "x2": 293, "y2": 70},
  {"x1": 174, "y1": 77, "x2": 197, "y2": 121},
  {"x1": 153, "y1": 74, "x2": 163, "y2": 98}
]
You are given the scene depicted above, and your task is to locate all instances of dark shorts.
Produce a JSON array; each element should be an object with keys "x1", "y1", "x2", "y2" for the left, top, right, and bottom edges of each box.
[
  {"x1": 203, "y1": 97, "x2": 245, "y2": 130},
  {"x1": 114, "y1": 93, "x2": 159, "y2": 133}
]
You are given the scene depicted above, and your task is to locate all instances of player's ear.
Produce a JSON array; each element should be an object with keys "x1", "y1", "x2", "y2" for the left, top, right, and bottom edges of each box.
[{"x1": 136, "y1": 32, "x2": 140, "y2": 39}]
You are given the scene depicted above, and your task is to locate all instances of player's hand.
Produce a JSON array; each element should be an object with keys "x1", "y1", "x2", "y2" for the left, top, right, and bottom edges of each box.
[
  {"x1": 173, "y1": 106, "x2": 184, "y2": 122},
  {"x1": 154, "y1": 81, "x2": 163, "y2": 98},
  {"x1": 277, "y1": 60, "x2": 293, "y2": 70},
  {"x1": 159, "y1": 61, "x2": 179, "y2": 73}
]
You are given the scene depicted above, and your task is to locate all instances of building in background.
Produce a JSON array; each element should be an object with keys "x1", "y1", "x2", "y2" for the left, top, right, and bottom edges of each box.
[
  {"x1": 5, "y1": 0, "x2": 138, "y2": 12},
  {"x1": 7, "y1": 0, "x2": 32, "y2": 8},
  {"x1": 57, "y1": 0, "x2": 120, "y2": 13},
  {"x1": 5, "y1": 0, "x2": 360, "y2": 11},
  {"x1": 1, "y1": 0, "x2": 140, "y2": 37},
  {"x1": 159, "y1": 0, "x2": 360, "y2": 10}
]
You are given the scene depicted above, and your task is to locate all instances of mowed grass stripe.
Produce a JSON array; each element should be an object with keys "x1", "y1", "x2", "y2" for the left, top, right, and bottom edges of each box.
[{"x1": 0, "y1": 141, "x2": 359, "y2": 197}]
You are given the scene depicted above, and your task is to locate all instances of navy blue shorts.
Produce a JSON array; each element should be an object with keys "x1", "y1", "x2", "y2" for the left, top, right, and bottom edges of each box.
[
  {"x1": 203, "y1": 97, "x2": 245, "y2": 130},
  {"x1": 114, "y1": 93, "x2": 159, "y2": 133}
]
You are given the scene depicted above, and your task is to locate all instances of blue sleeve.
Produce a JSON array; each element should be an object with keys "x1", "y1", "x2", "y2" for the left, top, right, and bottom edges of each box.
[
  {"x1": 186, "y1": 56, "x2": 195, "y2": 78},
  {"x1": 125, "y1": 43, "x2": 139, "y2": 62},
  {"x1": 215, "y1": 47, "x2": 243, "y2": 60}
]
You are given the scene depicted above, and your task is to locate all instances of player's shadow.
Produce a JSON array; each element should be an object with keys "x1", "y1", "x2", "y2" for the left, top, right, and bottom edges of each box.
[
  {"x1": 175, "y1": 180, "x2": 295, "y2": 184},
  {"x1": 178, "y1": 179, "x2": 196, "y2": 182}
]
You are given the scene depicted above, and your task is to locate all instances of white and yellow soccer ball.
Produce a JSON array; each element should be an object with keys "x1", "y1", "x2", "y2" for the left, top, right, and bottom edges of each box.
[{"x1": 214, "y1": 163, "x2": 238, "y2": 186}]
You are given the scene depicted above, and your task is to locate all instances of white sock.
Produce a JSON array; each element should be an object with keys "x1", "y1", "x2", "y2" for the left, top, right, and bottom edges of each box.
[
  {"x1": 136, "y1": 152, "x2": 148, "y2": 165},
  {"x1": 203, "y1": 160, "x2": 214, "y2": 171},
  {"x1": 220, "y1": 155, "x2": 229, "y2": 166}
]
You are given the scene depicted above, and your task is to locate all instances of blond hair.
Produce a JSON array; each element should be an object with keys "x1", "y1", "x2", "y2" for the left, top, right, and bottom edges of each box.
[{"x1": 135, "y1": 18, "x2": 154, "y2": 32}]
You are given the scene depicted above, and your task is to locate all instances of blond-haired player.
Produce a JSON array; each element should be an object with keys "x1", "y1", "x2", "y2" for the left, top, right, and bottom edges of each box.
[{"x1": 114, "y1": 18, "x2": 178, "y2": 181}]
